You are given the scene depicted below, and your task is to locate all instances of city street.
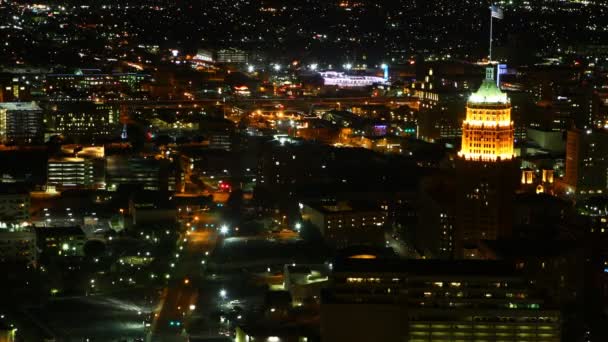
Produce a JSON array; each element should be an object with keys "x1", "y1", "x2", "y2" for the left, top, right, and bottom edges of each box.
[{"x1": 150, "y1": 224, "x2": 218, "y2": 341}]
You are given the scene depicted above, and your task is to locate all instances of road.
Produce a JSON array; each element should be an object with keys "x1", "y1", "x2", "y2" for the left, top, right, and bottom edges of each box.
[{"x1": 150, "y1": 223, "x2": 218, "y2": 342}]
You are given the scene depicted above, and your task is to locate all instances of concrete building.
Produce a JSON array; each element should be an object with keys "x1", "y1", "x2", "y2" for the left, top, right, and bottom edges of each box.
[
  {"x1": 321, "y1": 258, "x2": 561, "y2": 342},
  {"x1": 0, "y1": 230, "x2": 36, "y2": 265},
  {"x1": 283, "y1": 264, "x2": 329, "y2": 307},
  {"x1": 526, "y1": 128, "x2": 565, "y2": 154},
  {"x1": 129, "y1": 191, "x2": 177, "y2": 226},
  {"x1": 409, "y1": 68, "x2": 468, "y2": 142},
  {"x1": 0, "y1": 102, "x2": 43, "y2": 143},
  {"x1": 48, "y1": 102, "x2": 120, "y2": 141},
  {"x1": 0, "y1": 184, "x2": 29, "y2": 227},
  {"x1": 35, "y1": 226, "x2": 86, "y2": 257},
  {"x1": 106, "y1": 156, "x2": 181, "y2": 192},
  {"x1": 216, "y1": 48, "x2": 248, "y2": 64},
  {"x1": 455, "y1": 67, "x2": 519, "y2": 258},
  {"x1": 301, "y1": 201, "x2": 386, "y2": 249},
  {"x1": 47, "y1": 157, "x2": 97, "y2": 189},
  {"x1": 564, "y1": 128, "x2": 608, "y2": 197}
]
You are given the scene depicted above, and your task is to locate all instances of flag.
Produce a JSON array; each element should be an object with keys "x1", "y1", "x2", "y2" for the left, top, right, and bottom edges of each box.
[{"x1": 490, "y1": 5, "x2": 504, "y2": 19}]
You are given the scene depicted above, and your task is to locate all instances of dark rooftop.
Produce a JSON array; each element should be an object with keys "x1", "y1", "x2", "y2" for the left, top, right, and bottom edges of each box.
[{"x1": 332, "y1": 258, "x2": 518, "y2": 278}]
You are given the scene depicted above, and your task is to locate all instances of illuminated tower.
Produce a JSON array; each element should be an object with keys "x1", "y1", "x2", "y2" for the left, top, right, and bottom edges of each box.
[
  {"x1": 458, "y1": 67, "x2": 514, "y2": 161},
  {"x1": 454, "y1": 67, "x2": 519, "y2": 259}
]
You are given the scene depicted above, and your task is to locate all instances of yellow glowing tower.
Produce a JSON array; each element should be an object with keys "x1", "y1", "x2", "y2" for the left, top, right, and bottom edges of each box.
[
  {"x1": 458, "y1": 68, "x2": 514, "y2": 162},
  {"x1": 453, "y1": 67, "x2": 519, "y2": 259}
]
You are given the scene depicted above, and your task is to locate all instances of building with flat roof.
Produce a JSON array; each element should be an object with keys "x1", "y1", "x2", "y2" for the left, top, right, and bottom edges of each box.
[
  {"x1": 35, "y1": 226, "x2": 86, "y2": 257},
  {"x1": 0, "y1": 184, "x2": 29, "y2": 228},
  {"x1": 321, "y1": 258, "x2": 561, "y2": 342},
  {"x1": 0, "y1": 230, "x2": 36, "y2": 265},
  {"x1": 48, "y1": 102, "x2": 120, "y2": 142},
  {"x1": 0, "y1": 102, "x2": 43, "y2": 143},
  {"x1": 301, "y1": 200, "x2": 386, "y2": 249},
  {"x1": 564, "y1": 128, "x2": 608, "y2": 197},
  {"x1": 47, "y1": 157, "x2": 98, "y2": 190},
  {"x1": 106, "y1": 156, "x2": 181, "y2": 192}
]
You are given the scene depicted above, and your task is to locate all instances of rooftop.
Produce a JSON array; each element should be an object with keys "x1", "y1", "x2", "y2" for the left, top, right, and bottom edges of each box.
[
  {"x1": 333, "y1": 258, "x2": 517, "y2": 278},
  {"x1": 468, "y1": 68, "x2": 509, "y2": 104},
  {"x1": 0, "y1": 102, "x2": 42, "y2": 111}
]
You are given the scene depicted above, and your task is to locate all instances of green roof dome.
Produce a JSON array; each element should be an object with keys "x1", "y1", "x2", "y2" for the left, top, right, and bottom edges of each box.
[{"x1": 468, "y1": 67, "x2": 509, "y2": 104}]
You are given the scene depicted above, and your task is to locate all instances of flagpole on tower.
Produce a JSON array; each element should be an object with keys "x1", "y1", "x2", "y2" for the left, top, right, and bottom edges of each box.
[
  {"x1": 489, "y1": 4, "x2": 503, "y2": 64},
  {"x1": 489, "y1": 10, "x2": 494, "y2": 62}
]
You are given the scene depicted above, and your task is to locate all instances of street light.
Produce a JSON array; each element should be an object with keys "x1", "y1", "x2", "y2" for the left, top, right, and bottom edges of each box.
[
  {"x1": 219, "y1": 289, "x2": 227, "y2": 299},
  {"x1": 295, "y1": 222, "x2": 302, "y2": 231},
  {"x1": 189, "y1": 304, "x2": 196, "y2": 311},
  {"x1": 344, "y1": 63, "x2": 352, "y2": 70},
  {"x1": 247, "y1": 65, "x2": 254, "y2": 73},
  {"x1": 273, "y1": 64, "x2": 281, "y2": 71},
  {"x1": 220, "y1": 225, "x2": 229, "y2": 235}
]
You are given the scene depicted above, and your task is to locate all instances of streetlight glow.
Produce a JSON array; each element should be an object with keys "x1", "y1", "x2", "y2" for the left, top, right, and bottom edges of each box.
[{"x1": 220, "y1": 225, "x2": 229, "y2": 235}]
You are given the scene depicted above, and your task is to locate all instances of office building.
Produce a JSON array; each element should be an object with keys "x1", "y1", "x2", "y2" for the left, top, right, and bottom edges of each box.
[
  {"x1": 410, "y1": 68, "x2": 468, "y2": 142},
  {"x1": 0, "y1": 230, "x2": 36, "y2": 265},
  {"x1": 48, "y1": 102, "x2": 120, "y2": 141},
  {"x1": 301, "y1": 201, "x2": 386, "y2": 249},
  {"x1": 0, "y1": 184, "x2": 29, "y2": 227},
  {"x1": 106, "y1": 156, "x2": 181, "y2": 192},
  {"x1": 216, "y1": 48, "x2": 248, "y2": 64},
  {"x1": 47, "y1": 157, "x2": 99, "y2": 190},
  {"x1": 321, "y1": 258, "x2": 561, "y2": 342},
  {"x1": 35, "y1": 226, "x2": 86, "y2": 257},
  {"x1": 563, "y1": 128, "x2": 608, "y2": 197},
  {"x1": 0, "y1": 102, "x2": 43, "y2": 143},
  {"x1": 455, "y1": 67, "x2": 519, "y2": 258},
  {"x1": 45, "y1": 70, "x2": 150, "y2": 99}
]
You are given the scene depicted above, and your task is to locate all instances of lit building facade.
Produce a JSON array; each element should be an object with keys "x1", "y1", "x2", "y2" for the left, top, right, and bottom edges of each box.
[
  {"x1": 0, "y1": 231, "x2": 36, "y2": 265},
  {"x1": 216, "y1": 48, "x2": 248, "y2": 64},
  {"x1": 410, "y1": 68, "x2": 468, "y2": 142},
  {"x1": 321, "y1": 259, "x2": 561, "y2": 342},
  {"x1": 0, "y1": 102, "x2": 43, "y2": 143},
  {"x1": 458, "y1": 68, "x2": 514, "y2": 162},
  {"x1": 319, "y1": 71, "x2": 388, "y2": 88},
  {"x1": 47, "y1": 157, "x2": 103, "y2": 190},
  {"x1": 106, "y1": 156, "x2": 181, "y2": 192},
  {"x1": 301, "y1": 201, "x2": 386, "y2": 248},
  {"x1": 0, "y1": 185, "x2": 29, "y2": 227},
  {"x1": 563, "y1": 128, "x2": 608, "y2": 197},
  {"x1": 48, "y1": 102, "x2": 120, "y2": 141},
  {"x1": 454, "y1": 68, "x2": 519, "y2": 258}
]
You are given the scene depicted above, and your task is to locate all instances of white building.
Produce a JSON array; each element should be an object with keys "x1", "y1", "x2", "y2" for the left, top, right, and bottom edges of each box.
[{"x1": 319, "y1": 71, "x2": 388, "y2": 88}]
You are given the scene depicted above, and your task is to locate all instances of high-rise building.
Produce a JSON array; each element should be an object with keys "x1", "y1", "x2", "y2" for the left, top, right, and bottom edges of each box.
[
  {"x1": 563, "y1": 128, "x2": 608, "y2": 197},
  {"x1": 458, "y1": 68, "x2": 514, "y2": 162},
  {"x1": 0, "y1": 102, "x2": 43, "y2": 143},
  {"x1": 454, "y1": 67, "x2": 519, "y2": 258}
]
